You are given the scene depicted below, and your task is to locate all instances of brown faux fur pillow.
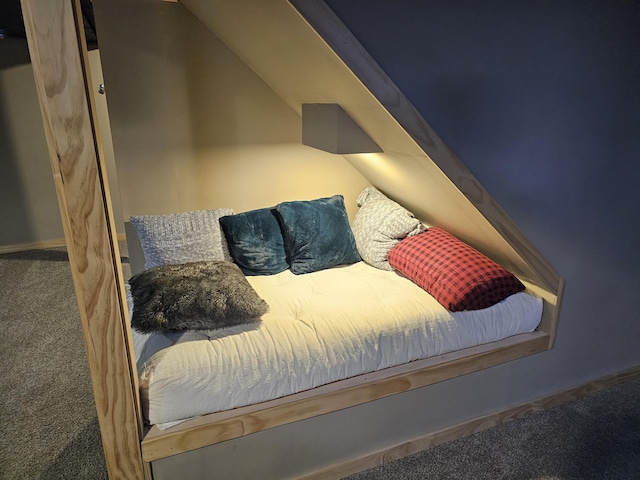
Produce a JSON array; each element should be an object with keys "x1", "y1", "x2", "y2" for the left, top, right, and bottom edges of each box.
[{"x1": 129, "y1": 261, "x2": 268, "y2": 333}]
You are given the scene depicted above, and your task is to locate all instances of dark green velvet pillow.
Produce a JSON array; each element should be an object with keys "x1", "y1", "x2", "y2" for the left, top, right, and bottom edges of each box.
[
  {"x1": 219, "y1": 208, "x2": 289, "y2": 276},
  {"x1": 275, "y1": 195, "x2": 361, "y2": 274}
]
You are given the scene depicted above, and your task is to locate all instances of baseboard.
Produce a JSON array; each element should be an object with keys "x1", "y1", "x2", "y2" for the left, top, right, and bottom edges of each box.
[
  {"x1": 0, "y1": 234, "x2": 126, "y2": 255},
  {"x1": 0, "y1": 239, "x2": 68, "y2": 254},
  {"x1": 297, "y1": 365, "x2": 640, "y2": 480}
]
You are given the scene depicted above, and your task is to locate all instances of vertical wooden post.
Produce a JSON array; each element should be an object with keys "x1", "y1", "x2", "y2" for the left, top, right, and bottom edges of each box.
[{"x1": 20, "y1": 0, "x2": 146, "y2": 478}]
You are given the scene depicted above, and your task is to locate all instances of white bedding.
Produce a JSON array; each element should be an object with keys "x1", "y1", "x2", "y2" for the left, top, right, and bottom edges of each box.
[{"x1": 131, "y1": 261, "x2": 542, "y2": 427}]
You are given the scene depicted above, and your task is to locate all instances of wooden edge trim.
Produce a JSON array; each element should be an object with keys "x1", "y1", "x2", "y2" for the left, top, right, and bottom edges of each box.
[
  {"x1": 0, "y1": 233, "x2": 126, "y2": 255},
  {"x1": 78, "y1": 5, "x2": 146, "y2": 442},
  {"x1": 143, "y1": 461, "x2": 153, "y2": 480},
  {"x1": 520, "y1": 280, "x2": 561, "y2": 339},
  {"x1": 297, "y1": 364, "x2": 640, "y2": 479},
  {"x1": 141, "y1": 332, "x2": 549, "y2": 462},
  {"x1": 546, "y1": 276, "x2": 566, "y2": 348}
]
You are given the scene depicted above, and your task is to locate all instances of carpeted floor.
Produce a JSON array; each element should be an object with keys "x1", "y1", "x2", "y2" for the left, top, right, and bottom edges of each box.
[
  {"x1": 0, "y1": 248, "x2": 638, "y2": 480},
  {"x1": 344, "y1": 376, "x2": 640, "y2": 480},
  {"x1": 0, "y1": 248, "x2": 108, "y2": 479}
]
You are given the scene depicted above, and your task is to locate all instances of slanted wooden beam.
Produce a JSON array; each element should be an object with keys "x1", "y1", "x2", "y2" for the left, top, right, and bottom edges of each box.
[
  {"x1": 20, "y1": 0, "x2": 146, "y2": 478},
  {"x1": 290, "y1": 0, "x2": 562, "y2": 295}
]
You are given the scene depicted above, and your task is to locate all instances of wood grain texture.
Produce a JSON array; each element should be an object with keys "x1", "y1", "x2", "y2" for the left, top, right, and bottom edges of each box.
[
  {"x1": 137, "y1": 2, "x2": 562, "y2": 463},
  {"x1": 520, "y1": 280, "x2": 562, "y2": 342},
  {"x1": 20, "y1": 1, "x2": 144, "y2": 478},
  {"x1": 298, "y1": 365, "x2": 640, "y2": 479},
  {"x1": 128, "y1": 4, "x2": 563, "y2": 463},
  {"x1": 142, "y1": 332, "x2": 549, "y2": 462}
]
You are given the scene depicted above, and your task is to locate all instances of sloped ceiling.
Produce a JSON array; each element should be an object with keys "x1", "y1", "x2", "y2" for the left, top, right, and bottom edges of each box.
[{"x1": 176, "y1": 0, "x2": 561, "y2": 295}]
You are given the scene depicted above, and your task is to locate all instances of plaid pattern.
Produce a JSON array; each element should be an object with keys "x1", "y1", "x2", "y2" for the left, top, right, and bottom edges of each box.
[{"x1": 387, "y1": 227, "x2": 524, "y2": 311}]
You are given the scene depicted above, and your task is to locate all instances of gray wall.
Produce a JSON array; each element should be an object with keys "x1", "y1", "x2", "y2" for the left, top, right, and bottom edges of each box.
[
  {"x1": 0, "y1": 39, "x2": 124, "y2": 250},
  {"x1": 0, "y1": 39, "x2": 64, "y2": 247},
  {"x1": 326, "y1": 0, "x2": 640, "y2": 384}
]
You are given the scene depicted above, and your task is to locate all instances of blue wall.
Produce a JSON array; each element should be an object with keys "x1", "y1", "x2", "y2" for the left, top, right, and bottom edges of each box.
[{"x1": 327, "y1": 0, "x2": 640, "y2": 386}]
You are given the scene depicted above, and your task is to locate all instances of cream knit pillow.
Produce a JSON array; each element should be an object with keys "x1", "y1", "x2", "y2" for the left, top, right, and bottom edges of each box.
[{"x1": 352, "y1": 187, "x2": 426, "y2": 270}]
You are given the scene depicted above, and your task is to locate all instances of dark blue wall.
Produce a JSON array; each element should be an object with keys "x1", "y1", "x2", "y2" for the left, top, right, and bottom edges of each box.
[{"x1": 327, "y1": 0, "x2": 640, "y2": 382}]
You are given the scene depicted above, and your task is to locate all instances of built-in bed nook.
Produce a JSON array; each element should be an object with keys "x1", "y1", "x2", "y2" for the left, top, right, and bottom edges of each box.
[{"x1": 22, "y1": 0, "x2": 564, "y2": 478}]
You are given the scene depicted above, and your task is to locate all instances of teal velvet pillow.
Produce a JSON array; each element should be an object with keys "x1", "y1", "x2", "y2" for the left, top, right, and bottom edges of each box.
[
  {"x1": 275, "y1": 195, "x2": 360, "y2": 274},
  {"x1": 219, "y1": 208, "x2": 289, "y2": 276}
]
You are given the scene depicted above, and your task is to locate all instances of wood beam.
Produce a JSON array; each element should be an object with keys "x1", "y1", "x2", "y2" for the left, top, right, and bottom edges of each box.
[
  {"x1": 290, "y1": 0, "x2": 562, "y2": 295},
  {"x1": 20, "y1": 0, "x2": 145, "y2": 478}
]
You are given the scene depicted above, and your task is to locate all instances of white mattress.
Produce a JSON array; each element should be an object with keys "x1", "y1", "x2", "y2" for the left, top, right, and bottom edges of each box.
[{"x1": 131, "y1": 262, "x2": 542, "y2": 427}]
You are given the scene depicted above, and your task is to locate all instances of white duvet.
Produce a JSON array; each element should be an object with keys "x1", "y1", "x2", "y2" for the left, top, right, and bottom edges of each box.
[{"x1": 131, "y1": 262, "x2": 542, "y2": 427}]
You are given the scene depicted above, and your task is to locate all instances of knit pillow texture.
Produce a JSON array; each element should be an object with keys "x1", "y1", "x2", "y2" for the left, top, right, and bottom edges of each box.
[
  {"x1": 130, "y1": 208, "x2": 234, "y2": 270},
  {"x1": 387, "y1": 227, "x2": 525, "y2": 311},
  {"x1": 352, "y1": 187, "x2": 426, "y2": 270}
]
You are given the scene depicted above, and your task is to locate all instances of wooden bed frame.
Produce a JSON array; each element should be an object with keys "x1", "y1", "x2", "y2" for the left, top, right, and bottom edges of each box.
[{"x1": 21, "y1": 0, "x2": 563, "y2": 478}]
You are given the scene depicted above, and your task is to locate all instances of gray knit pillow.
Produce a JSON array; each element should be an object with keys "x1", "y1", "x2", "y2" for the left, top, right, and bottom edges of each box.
[
  {"x1": 130, "y1": 209, "x2": 234, "y2": 270},
  {"x1": 352, "y1": 187, "x2": 426, "y2": 270},
  {"x1": 129, "y1": 261, "x2": 268, "y2": 333}
]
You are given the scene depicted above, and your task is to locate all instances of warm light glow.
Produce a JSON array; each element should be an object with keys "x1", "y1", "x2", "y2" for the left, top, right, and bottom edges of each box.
[{"x1": 302, "y1": 104, "x2": 382, "y2": 154}]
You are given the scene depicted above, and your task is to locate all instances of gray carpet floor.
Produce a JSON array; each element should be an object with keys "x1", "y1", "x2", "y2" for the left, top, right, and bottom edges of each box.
[
  {"x1": 345, "y1": 377, "x2": 640, "y2": 480},
  {"x1": 1, "y1": 248, "x2": 638, "y2": 479},
  {"x1": 0, "y1": 248, "x2": 108, "y2": 480}
]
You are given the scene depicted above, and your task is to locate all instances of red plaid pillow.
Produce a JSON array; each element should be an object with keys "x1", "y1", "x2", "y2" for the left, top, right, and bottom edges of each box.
[{"x1": 387, "y1": 227, "x2": 525, "y2": 311}]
